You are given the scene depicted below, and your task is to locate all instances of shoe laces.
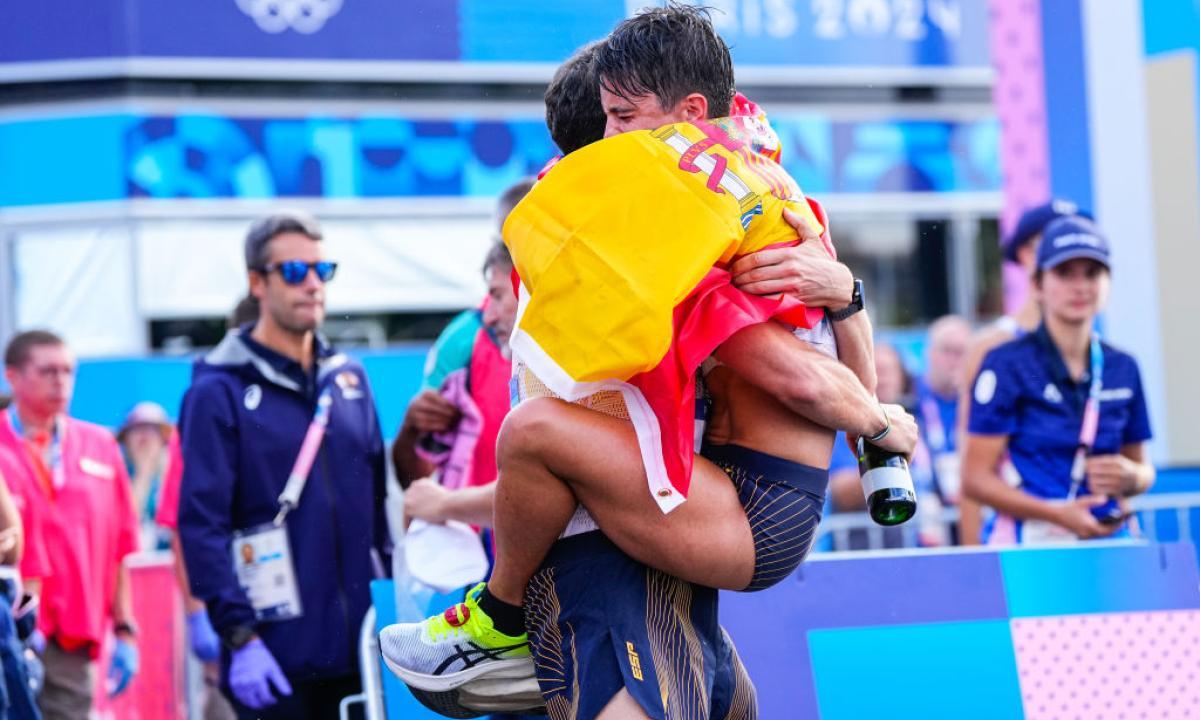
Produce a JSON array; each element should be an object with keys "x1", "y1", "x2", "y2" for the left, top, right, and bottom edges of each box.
[{"x1": 427, "y1": 603, "x2": 473, "y2": 642}]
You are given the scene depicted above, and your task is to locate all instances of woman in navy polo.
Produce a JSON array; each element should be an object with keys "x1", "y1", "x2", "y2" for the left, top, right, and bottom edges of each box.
[{"x1": 963, "y1": 216, "x2": 1155, "y2": 544}]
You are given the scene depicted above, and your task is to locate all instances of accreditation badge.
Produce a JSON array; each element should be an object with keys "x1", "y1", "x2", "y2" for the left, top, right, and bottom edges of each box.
[
  {"x1": 933, "y1": 452, "x2": 962, "y2": 504},
  {"x1": 232, "y1": 522, "x2": 303, "y2": 622}
]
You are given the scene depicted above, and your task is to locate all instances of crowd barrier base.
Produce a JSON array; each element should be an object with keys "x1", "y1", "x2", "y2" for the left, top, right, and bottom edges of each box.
[{"x1": 722, "y1": 540, "x2": 1200, "y2": 719}]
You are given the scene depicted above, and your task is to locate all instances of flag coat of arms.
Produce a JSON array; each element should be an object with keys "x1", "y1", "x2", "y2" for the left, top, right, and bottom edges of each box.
[{"x1": 504, "y1": 117, "x2": 832, "y2": 512}]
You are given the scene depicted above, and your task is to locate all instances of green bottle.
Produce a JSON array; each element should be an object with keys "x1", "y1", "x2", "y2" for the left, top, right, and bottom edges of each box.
[{"x1": 857, "y1": 437, "x2": 917, "y2": 526}]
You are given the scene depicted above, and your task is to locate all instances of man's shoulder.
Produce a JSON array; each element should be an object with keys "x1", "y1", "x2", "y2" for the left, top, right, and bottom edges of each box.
[
  {"x1": 1099, "y1": 341, "x2": 1141, "y2": 378},
  {"x1": 66, "y1": 417, "x2": 118, "y2": 444}
]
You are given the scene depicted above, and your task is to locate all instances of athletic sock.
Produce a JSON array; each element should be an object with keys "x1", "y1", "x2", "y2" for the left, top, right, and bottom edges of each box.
[{"x1": 476, "y1": 585, "x2": 527, "y2": 637}]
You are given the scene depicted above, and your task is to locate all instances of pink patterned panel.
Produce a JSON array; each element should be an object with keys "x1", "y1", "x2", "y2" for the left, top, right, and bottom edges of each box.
[
  {"x1": 1011, "y1": 611, "x2": 1200, "y2": 719},
  {"x1": 988, "y1": 0, "x2": 1051, "y2": 311}
]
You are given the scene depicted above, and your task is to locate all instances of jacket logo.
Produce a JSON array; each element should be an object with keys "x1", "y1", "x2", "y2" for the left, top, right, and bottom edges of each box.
[
  {"x1": 974, "y1": 369, "x2": 997, "y2": 405},
  {"x1": 1043, "y1": 383, "x2": 1063, "y2": 404},
  {"x1": 626, "y1": 641, "x2": 644, "y2": 681},
  {"x1": 79, "y1": 457, "x2": 114, "y2": 480},
  {"x1": 1100, "y1": 387, "x2": 1133, "y2": 401},
  {"x1": 335, "y1": 371, "x2": 363, "y2": 400},
  {"x1": 244, "y1": 384, "x2": 263, "y2": 410}
]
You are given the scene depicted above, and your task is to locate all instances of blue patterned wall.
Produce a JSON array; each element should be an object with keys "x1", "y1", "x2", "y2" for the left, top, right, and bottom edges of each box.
[{"x1": 0, "y1": 111, "x2": 1000, "y2": 207}]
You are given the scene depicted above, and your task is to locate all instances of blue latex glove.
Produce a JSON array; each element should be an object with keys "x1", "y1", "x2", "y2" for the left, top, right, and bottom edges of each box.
[
  {"x1": 26, "y1": 629, "x2": 44, "y2": 657},
  {"x1": 107, "y1": 637, "x2": 139, "y2": 698},
  {"x1": 229, "y1": 638, "x2": 292, "y2": 709},
  {"x1": 187, "y1": 609, "x2": 222, "y2": 663}
]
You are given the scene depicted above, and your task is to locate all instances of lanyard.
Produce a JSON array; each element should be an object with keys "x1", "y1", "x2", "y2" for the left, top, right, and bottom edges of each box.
[
  {"x1": 273, "y1": 387, "x2": 333, "y2": 526},
  {"x1": 9, "y1": 412, "x2": 65, "y2": 492},
  {"x1": 920, "y1": 395, "x2": 947, "y2": 454},
  {"x1": 1066, "y1": 334, "x2": 1104, "y2": 500}
]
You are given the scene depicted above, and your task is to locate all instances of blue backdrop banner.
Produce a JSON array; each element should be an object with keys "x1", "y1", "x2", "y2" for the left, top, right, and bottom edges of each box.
[{"x1": 2, "y1": 0, "x2": 989, "y2": 69}]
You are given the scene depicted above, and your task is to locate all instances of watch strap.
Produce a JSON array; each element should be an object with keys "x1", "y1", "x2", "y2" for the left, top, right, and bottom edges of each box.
[{"x1": 827, "y1": 279, "x2": 865, "y2": 322}]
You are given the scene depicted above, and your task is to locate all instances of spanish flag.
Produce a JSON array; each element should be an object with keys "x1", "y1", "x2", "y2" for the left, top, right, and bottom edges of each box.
[{"x1": 504, "y1": 111, "x2": 830, "y2": 512}]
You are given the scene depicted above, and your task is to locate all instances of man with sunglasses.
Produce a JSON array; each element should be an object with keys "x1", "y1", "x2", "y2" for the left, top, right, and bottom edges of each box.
[{"x1": 177, "y1": 212, "x2": 390, "y2": 720}]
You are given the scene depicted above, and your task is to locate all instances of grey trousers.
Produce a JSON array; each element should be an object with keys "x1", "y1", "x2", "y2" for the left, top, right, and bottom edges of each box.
[{"x1": 39, "y1": 641, "x2": 94, "y2": 720}]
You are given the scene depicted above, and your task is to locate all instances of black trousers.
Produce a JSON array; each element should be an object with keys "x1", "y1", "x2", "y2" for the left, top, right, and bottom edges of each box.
[{"x1": 229, "y1": 673, "x2": 364, "y2": 720}]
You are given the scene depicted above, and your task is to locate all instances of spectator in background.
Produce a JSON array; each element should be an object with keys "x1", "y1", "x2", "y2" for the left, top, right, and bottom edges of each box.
[
  {"x1": 494, "y1": 179, "x2": 536, "y2": 230},
  {"x1": 396, "y1": 242, "x2": 519, "y2": 527},
  {"x1": 392, "y1": 179, "x2": 532, "y2": 519},
  {"x1": 0, "y1": 331, "x2": 139, "y2": 719},
  {"x1": 957, "y1": 199, "x2": 1088, "y2": 543},
  {"x1": 963, "y1": 217, "x2": 1154, "y2": 544},
  {"x1": 117, "y1": 402, "x2": 175, "y2": 551},
  {"x1": 178, "y1": 212, "x2": 389, "y2": 719},
  {"x1": 915, "y1": 315, "x2": 970, "y2": 522}
]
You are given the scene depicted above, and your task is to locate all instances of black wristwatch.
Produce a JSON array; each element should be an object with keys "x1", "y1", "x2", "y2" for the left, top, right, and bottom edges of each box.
[
  {"x1": 826, "y1": 279, "x2": 865, "y2": 322},
  {"x1": 223, "y1": 624, "x2": 258, "y2": 651}
]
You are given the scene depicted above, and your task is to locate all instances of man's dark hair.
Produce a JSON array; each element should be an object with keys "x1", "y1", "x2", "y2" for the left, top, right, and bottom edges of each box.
[
  {"x1": 482, "y1": 242, "x2": 513, "y2": 276},
  {"x1": 243, "y1": 211, "x2": 323, "y2": 270},
  {"x1": 4, "y1": 330, "x2": 65, "y2": 369},
  {"x1": 545, "y1": 41, "x2": 607, "y2": 155},
  {"x1": 596, "y1": 3, "x2": 734, "y2": 118},
  {"x1": 496, "y1": 178, "x2": 536, "y2": 231}
]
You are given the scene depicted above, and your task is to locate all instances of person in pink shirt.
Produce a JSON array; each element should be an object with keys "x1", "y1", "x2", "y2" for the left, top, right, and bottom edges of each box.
[{"x1": 1, "y1": 330, "x2": 140, "y2": 720}]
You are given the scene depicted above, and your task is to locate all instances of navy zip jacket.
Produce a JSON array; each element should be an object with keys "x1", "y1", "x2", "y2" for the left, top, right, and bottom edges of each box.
[{"x1": 178, "y1": 327, "x2": 390, "y2": 681}]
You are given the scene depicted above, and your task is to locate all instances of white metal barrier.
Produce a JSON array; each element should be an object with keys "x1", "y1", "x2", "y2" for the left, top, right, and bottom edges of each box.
[{"x1": 344, "y1": 605, "x2": 386, "y2": 720}]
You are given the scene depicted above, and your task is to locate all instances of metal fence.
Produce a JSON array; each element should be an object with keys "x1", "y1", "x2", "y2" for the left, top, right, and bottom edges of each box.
[{"x1": 814, "y1": 492, "x2": 1200, "y2": 551}]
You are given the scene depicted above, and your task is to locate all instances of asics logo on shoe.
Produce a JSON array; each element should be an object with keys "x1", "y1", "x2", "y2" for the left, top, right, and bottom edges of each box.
[{"x1": 433, "y1": 642, "x2": 530, "y2": 677}]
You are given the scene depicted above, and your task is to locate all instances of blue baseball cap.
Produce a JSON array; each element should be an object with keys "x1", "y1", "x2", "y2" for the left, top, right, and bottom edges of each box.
[
  {"x1": 1004, "y1": 199, "x2": 1091, "y2": 262},
  {"x1": 1037, "y1": 216, "x2": 1110, "y2": 271}
]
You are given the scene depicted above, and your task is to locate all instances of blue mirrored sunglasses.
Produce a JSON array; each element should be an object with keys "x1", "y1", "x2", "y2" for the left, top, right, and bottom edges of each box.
[{"x1": 257, "y1": 260, "x2": 338, "y2": 285}]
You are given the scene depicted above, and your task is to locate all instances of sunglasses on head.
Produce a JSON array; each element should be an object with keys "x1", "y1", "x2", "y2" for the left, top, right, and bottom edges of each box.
[{"x1": 256, "y1": 260, "x2": 338, "y2": 285}]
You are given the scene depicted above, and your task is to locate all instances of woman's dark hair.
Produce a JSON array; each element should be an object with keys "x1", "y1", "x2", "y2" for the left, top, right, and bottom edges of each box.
[{"x1": 545, "y1": 41, "x2": 607, "y2": 155}]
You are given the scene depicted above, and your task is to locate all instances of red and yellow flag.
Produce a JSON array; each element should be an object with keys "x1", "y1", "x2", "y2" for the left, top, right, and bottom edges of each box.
[{"x1": 504, "y1": 109, "x2": 830, "y2": 512}]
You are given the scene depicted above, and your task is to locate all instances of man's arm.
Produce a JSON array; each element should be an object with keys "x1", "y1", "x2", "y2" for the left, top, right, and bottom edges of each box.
[
  {"x1": 177, "y1": 380, "x2": 258, "y2": 642},
  {"x1": 0, "y1": 477, "x2": 22, "y2": 567},
  {"x1": 714, "y1": 322, "x2": 917, "y2": 456},
  {"x1": 730, "y1": 206, "x2": 876, "y2": 391},
  {"x1": 954, "y1": 327, "x2": 1011, "y2": 545},
  {"x1": 111, "y1": 562, "x2": 134, "y2": 636},
  {"x1": 730, "y1": 207, "x2": 853, "y2": 309},
  {"x1": 363, "y1": 375, "x2": 393, "y2": 570},
  {"x1": 829, "y1": 311, "x2": 876, "y2": 394},
  {"x1": 962, "y1": 433, "x2": 1118, "y2": 539},
  {"x1": 404, "y1": 479, "x2": 496, "y2": 528}
]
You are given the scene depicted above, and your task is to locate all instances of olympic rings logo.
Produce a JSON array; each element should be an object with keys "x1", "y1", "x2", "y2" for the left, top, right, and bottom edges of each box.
[{"x1": 235, "y1": 0, "x2": 345, "y2": 34}]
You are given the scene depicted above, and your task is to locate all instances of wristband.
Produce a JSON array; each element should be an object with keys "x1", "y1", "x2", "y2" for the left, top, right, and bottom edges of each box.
[{"x1": 866, "y1": 404, "x2": 891, "y2": 444}]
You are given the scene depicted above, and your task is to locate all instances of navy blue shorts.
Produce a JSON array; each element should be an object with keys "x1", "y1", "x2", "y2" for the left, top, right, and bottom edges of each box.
[
  {"x1": 702, "y1": 443, "x2": 827, "y2": 592},
  {"x1": 525, "y1": 531, "x2": 756, "y2": 720}
]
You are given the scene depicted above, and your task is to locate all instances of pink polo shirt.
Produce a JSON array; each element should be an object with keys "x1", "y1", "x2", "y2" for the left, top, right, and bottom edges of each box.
[
  {"x1": 0, "y1": 410, "x2": 139, "y2": 655},
  {"x1": 0, "y1": 446, "x2": 50, "y2": 580}
]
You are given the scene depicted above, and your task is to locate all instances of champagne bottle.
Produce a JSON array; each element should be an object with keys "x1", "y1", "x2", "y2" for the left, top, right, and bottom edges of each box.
[{"x1": 857, "y1": 437, "x2": 917, "y2": 526}]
